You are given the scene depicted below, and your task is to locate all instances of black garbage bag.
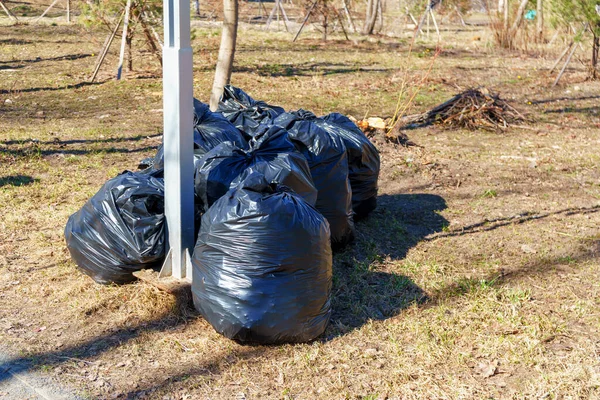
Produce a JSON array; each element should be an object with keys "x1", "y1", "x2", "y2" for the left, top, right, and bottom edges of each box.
[
  {"x1": 194, "y1": 124, "x2": 317, "y2": 213},
  {"x1": 217, "y1": 85, "x2": 285, "y2": 138},
  {"x1": 192, "y1": 172, "x2": 333, "y2": 344},
  {"x1": 150, "y1": 99, "x2": 248, "y2": 172},
  {"x1": 274, "y1": 110, "x2": 355, "y2": 248},
  {"x1": 192, "y1": 99, "x2": 248, "y2": 156},
  {"x1": 321, "y1": 113, "x2": 380, "y2": 218},
  {"x1": 64, "y1": 171, "x2": 165, "y2": 285}
]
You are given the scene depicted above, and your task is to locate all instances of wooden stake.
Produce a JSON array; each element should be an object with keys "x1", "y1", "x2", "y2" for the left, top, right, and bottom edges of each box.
[
  {"x1": 117, "y1": 0, "x2": 132, "y2": 80},
  {"x1": 259, "y1": 0, "x2": 268, "y2": 18},
  {"x1": 278, "y1": 0, "x2": 290, "y2": 32},
  {"x1": 407, "y1": 10, "x2": 417, "y2": 25},
  {"x1": 553, "y1": 42, "x2": 578, "y2": 87},
  {"x1": 426, "y1": 7, "x2": 430, "y2": 37},
  {"x1": 0, "y1": 0, "x2": 18, "y2": 21},
  {"x1": 141, "y1": 19, "x2": 162, "y2": 65},
  {"x1": 550, "y1": 22, "x2": 588, "y2": 73},
  {"x1": 265, "y1": 0, "x2": 277, "y2": 28},
  {"x1": 550, "y1": 43, "x2": 572, "y2": 72},
  {"x1": 343, "y1": 0, "x2": 356, "y2": 32},
  {"x1": 455, "y1": 6, "x2": 465, "y2": 26},
  {"x1": 429, "y1": 8, "x2": 440, "y2": 39},
  {"x1": 35, "y1": 0, "x2": 60, "y2": 22},
  {"x1": 142, "y1": 12, "x2": 163, "y2": 48},
  {"x1": 376, "y1": 0, "x2": 383, "y2": 33},
  {"x1": 335, "y1": 8, "x2": 350, "y2": 41},
  {"x1": 292, "y1": 0, "x2": 318, "y2": 42},
  {"x1": 90, "y1": 12, "x2": 124, "y2": 83}
]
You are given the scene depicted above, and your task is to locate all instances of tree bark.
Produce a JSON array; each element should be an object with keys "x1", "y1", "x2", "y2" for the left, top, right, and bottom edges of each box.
[
  {"x1": 536, "y1": 0, "x2": 543, "y2": 42},
  {"x1": 509, "y1": 0, "x2": 529, "y2": 38},
  {"x1": 592, "y1": 34, "x2": 599, "y2": 80},
  {"x1": 209, "y1": 0, "x2": 238, "y2": 111},
  {"x1": 503, "y1": 0, "x2": 509, "y2": 33},
  {"x1": 362, "y1": 0, "x2": 379, "y2": 35}
]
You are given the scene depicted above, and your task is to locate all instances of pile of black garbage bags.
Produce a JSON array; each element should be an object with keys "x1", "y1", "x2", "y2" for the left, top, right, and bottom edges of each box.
[{"x1": 65, "y1": 86, "x2": 380, "y2": 344}]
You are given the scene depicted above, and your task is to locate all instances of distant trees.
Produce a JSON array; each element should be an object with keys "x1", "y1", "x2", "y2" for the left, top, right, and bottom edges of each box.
[
  {"x1": 82, "y1": 0, "x2": 163, "y2": 74},
  {"x1": 550, "y1": 0, "x2": 600, "y2": 78},
  {"x1": 363, "y1": 0, "x2": 381, "y2": 35}
]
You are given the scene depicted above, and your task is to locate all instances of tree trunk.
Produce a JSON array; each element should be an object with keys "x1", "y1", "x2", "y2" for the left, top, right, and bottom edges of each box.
[
  {"x1": 509, "y1": 0, "x2": 529, "y2": 38},
  {"x1": 502, "y1": 0, "x2": 508, "y2": 33},
  {"x1": 592, "y1": 34, "x2": 599, "y2": 80},
  {"x1": 209, "y1": 0, "x2": 238, "y2": 111},
  {"x1": 375, "y1": 0, "x2": 384, "y2": 33},
  {"x1": 536, "y1": 0, "x2": 543, "y2": 42},
  {"x1": 362, "y1": 0, "x2": 379, "y2": 35},
  {"x1": 126, "y1": 34, "x2": 133, "y2": 71}
]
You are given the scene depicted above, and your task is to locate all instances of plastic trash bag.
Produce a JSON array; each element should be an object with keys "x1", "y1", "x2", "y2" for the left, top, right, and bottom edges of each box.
[
  {"x1": 194, "y1": 124, "x2": 317, "y2": 213},
  {"x1": 217, "y1": 85, "x2": 285, "y2": 138},
  {"x1": 322, "y1": 113, "x2": 380, "y2": 218},
  {"x1": 64, "y1": 171, "x2": 165, "y2": 285},
  {"x1": 150, "y1": 99, "x2": 248, "y2": 172},
  {"x1": 274, "y1": 110, "x2": 355, "y2": 248},
  {"x1": 192, "y1": 99, "x2": 248, "y2": 156},
  {"x1": 191, "y1": 172, "x2": 332, "y2": 344}
]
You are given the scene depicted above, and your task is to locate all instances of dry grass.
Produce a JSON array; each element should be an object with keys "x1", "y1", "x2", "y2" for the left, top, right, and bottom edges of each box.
[{"x1": 1, "y1": 16, "x2": 600, "y2": 400}]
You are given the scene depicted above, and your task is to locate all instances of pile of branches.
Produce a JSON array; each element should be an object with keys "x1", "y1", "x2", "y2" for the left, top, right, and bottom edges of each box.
[{"x1": 402, "y1": 87, "x2": 526, "y2": 131}]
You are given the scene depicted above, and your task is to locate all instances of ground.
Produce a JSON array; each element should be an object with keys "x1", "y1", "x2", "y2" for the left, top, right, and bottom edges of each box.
[{"x1": 1, "y1": 10, "x2": 600, "y2": 400}]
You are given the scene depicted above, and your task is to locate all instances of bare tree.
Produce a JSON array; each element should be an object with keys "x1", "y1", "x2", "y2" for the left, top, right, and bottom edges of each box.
[
  {"x1": 536, "y1": 0, "x2": 543, "y2": 41},
  {"x1": 209, "y1": 0, "x2": 238, "y2": 110},
  {"x1": 363, "y1": 0, "x2": 380, "y2": 35}
]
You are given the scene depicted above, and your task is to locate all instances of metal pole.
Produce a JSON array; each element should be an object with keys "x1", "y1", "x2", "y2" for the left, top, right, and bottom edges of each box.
[{"x1": 159, "y1": 0, "x2": 195, "y2": 280}]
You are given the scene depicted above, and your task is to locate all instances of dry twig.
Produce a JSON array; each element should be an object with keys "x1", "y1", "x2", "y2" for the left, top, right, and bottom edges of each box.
[{"x1": 400, "y1": 87, "x2": 527, "y2": 131}]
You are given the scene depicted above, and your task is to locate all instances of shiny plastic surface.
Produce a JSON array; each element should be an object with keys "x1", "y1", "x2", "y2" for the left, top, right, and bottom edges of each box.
[
  {"x1": 64, "y1": 171, "x2": 165, "y2": 284},
  {"x1": 150, "y1": 99, "x2": 248, "y2": 171},
  {"x1": 194, "y1": 124, "x2": 317, "y2": 212},
  {"x1": 321, "y1": 113, "x2": 381, "y2": 218},
  {"x1": 274, "y1": 110, "x2": 355, "y2": 248},
  {"x1": 191, "y1": 173, "x2": 332, "y2": 343},
  {"x1": 217, "y1": 85, "x2": 285, "y2": 138}
]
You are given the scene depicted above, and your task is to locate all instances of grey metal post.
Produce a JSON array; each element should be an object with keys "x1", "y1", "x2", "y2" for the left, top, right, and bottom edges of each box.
[{"x1": 159, "y1": 0, "x2": 195, "y2": 280}]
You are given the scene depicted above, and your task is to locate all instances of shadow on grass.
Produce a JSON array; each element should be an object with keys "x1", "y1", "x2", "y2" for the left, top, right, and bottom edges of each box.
[
  {"x1": 0, "y1": 53, "x2": 92, "y2": 65},
  {"x1": 0, "y1": 134, "x2": 162, "y2": 158},
  {"x1": 0, "y1": 81, "x2": 101, "y2": 95},
  {"x1": 425, "y1": 204, "x2": 600, "y2": 241},
  {"x1": 324, "y1": 193, "x2": 447, "y2": 337},
  {"x1": 543, "y1": 106, "x2": 600, "y2": 115},
  {"x1": 2, "y1": 134, "x2": 162, "y2": 147},
  {"x1": 0, "y1": 174, "x2": 36, "y2": 187},
  {"x1": 530, "y1": 94, "x2": 600, "y2": 105},
  {"x1": 233, "y1": 62, "x2": 399, "y2": 77}
]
